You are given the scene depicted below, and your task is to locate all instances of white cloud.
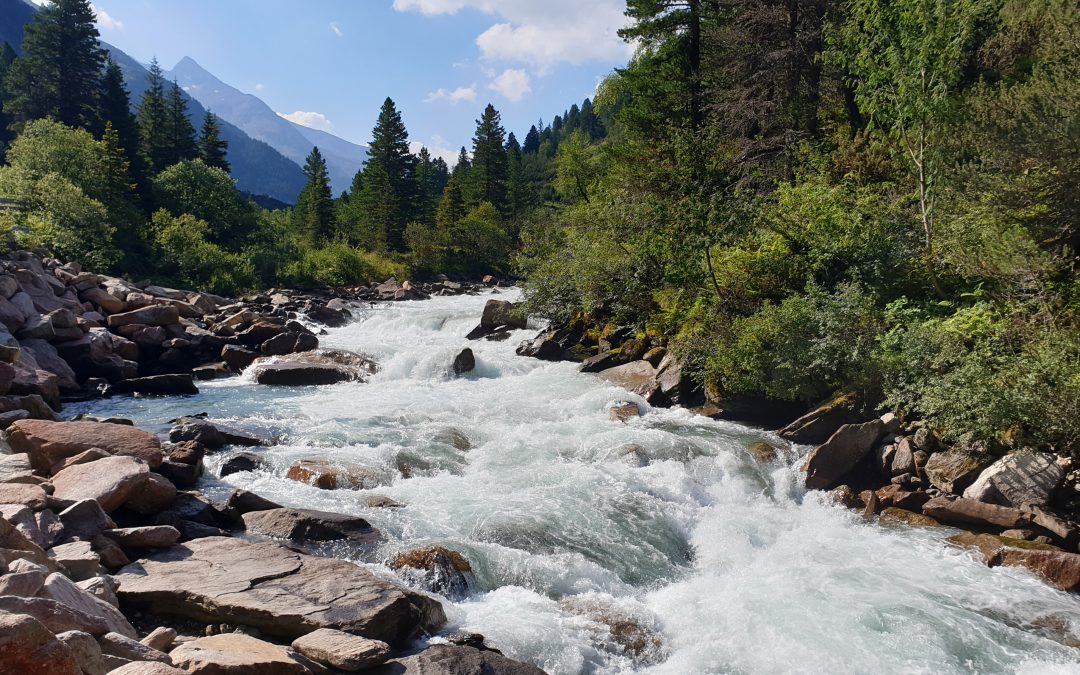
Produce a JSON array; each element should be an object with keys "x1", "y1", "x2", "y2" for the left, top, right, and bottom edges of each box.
[
  {"x1": 488, "y1": 68, "x2": 531, "y2": 102},
  {"x1": 277, "y1": 111, "x2": 334, "y2": 132},
  {"x1": 393, "y1": 0, "x2": 633, "y2": 71},
  {"x1": 424, "y1": 84, "x2": 477, "y2": 105},
  {"x1": 410, "y1": 135, "x2": 461, "y2": 166},
  {"x1": 254, "y1": 83, "x2": 265, "y2": 93},
  {"x1": 91, "y1": 4, "x2": 123, "y2": 31},
  {"x1": 330, "y1": 22, "x2": 343, "y2": 37}
]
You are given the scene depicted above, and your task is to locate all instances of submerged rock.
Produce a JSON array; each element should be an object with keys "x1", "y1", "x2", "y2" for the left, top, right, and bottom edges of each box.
[
  {"x1": 240, "y1": 507, "x2": 381, "y2": 546},
  {"x1": 391, "y1": 546, "x2": 474, "y2": 600},
  {"x1": 252, "y1": 349, "x2": 376, "y2": 386}
]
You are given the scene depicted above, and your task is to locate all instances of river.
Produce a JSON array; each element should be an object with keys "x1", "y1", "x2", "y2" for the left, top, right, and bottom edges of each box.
[{"x1": 68, "y1": 290, "x2": 1080, "y2": 675}]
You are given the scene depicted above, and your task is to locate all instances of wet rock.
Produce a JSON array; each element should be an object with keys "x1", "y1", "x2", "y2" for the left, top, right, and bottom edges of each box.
[
  {"x1": 366, "y1": 495, "x2": 406, "y2": 508},
  {"x1": 7, "y1": 419, "x2": 163, "y2": 472},
  {"x1": 240, "y1": 508, "x2": 381, "y2": 545},
  {"x1": 108, "y1": 375, "x2": 199, "y2": 397},
  {"x1": 559, "y1": 595, "x2": 665, "y2": 665},
  {"x1": 254, "y1": 362, "x2": 355, "y2": 386},
  {"x1": 225, "y1": 489, "x2": 282, "y2": 514},
  {"x1": 221, "y1": 345, "x2": 260, "y2": 372},
  {"x1": 921, "y1": 496, "x2": 1032, "y2": 529},
  {"x1": 169, "y1": 417, "x2": 267, "y2": 449},
  {"x1": 285, "y1": 459, "x2": 381, "y2": 490},
  {"x1": 878, "y1": 507, "x2": 942, "y2": 528},
  {"x1": 748, "y1": 441, "x2": 780, "y2": 464},
  {"x1": 390, "y1": 546, "x2": 473, "y2": 600},
  {"x1": 452, "y1": 348, "x2": 475, "y2": 376},
  {"x1": 609, "y1": 401, "x2": 640, "y2": 422},
  {"x1": 192, "y1": 362, "x2": 230, "y2": 380},
  {"x1": 802, "y1": 418, "x2": 886, "y2": 490},
  {"x1": 50, "y1": 456, "x2": 150, "y2": 513},
  {"x1": 949, "y1": 532, "x2": 1080, "y2": 590},
  {"x1": 962, "y1": 452, "x2": 1067, "y2": 507},
  {"x1": 597, "y1": 361, "x2": 663, "y2": 403},
  {"x1": 220, "y1": 452, "x2": 266, "y2": 477},
  {"x1": 0, "y1": 611, "x2": 82, "y2": 675},
  {"x1": 116, "y1": 537, "x2": 446, "y2": 644},
  {"x1": 170, "y1": 633, "x2": 307, "y2": 674},
  {"x1": 369, "y1": 644, "x2": 546, "y2": 675},
  {"x1": 924, "y1": 449, "x2": 995, "y2": 495},
  {"x1": 291, "y1": 628, "x2": 391, "y2": 672}
]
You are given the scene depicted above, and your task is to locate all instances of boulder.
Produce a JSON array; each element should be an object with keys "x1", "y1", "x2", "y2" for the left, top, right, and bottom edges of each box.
[
  {"x1": 108, "y1": 375, "x2": 199, "y2": 397},
  {"x1": 609, "y1": 401, "x2": 641, "y2": 422},
  {"x1": 20, "y1": 339, "x2": 79, "y2": 391},
  {"x1": 0, "y1": 596, "x2": 110, "y2": 636},
  {"x1": 452, "y1": 348, "x2": 475, "y2": 376},
  {"x1": 254, "y1": 362, "x2": 356, "y2": 386},
  {"x1": 99, "y1": 632, "x2": 172, "y2": 664},
  {"x1": 0, "y1": 451, "x2": 33, "y2": 483},
  {"x1": 369, "y1": 645, "x2": 546, "y2": 675},
  {"x1": 240, "y1": 508, "x2": 381, "y2": 545},
  {"x1": 116, "y1": 537, "x2": 445, "y2": 644},
  {"x1": 0, "y1": 482, "x2": 47, "y2": 510},
  {"x1": 80, "y1": 287, "x2": 125, "y2": 314},
  {"x1": 169, "y1": 634, "x2": 307, "y2": 675},
  {"x1": 58, "y1": 499, "x2": 116, "y2": 541},
  {"x1": 221, "y1": 345, "x2": 260, "y2": 372},
  {"x1": 106, "y1": 305, "x2": 180, "y2": 328},
  {"x1": 56, "y1": 630, "x2": 107, "y2": 675},
  {"x1": 306, "y1": 304, "x2": 349, "y2": 327},
  {"x1": 220, "y1": 452, "x2": 266, "y2": 478},
  {"x1": 0, "y1": 559, "x2": 46, "y2": 595},
  {"x1": 50, "y1": 456, "x2": 150, "y2": 512},
  {"x1": 291, "y1": 629, "x2": 391, "y2": 672},
  {"x1": 481, "y1": 300, "x2": 526, "y2": 330},
  {"x1": 285, "y1": 459, "x2": 380, "y2": 490},
  {"x1": 141, "y1": 627, "x2": 178, "y2": 652},
  {"x1": 0, "y1": 611, "x2": 82, "y2": 675},
  {"x1": 50, "y1": 448, "x2": 112, "y2": 475},
  {"x1": 8, "y1": 419, "x2": 163, "y2": 472},
  {"x1": 123, "y1": 473, "x2": 178, "y2": 515},
  {"x1": 962, "y1": 452, "x2": 1067, "y2": 507},
  {"x1": 924, "y1": 449, "x2": 995, "y2": 495},
  {"x1": 596, "y1": 361, "x2": 663, "y2": 403},
  {"x1": 103, "y1": 526, "x2": 181, "y2": 549},
  {"x1": 777, "y1": 393, "x2": 866, "y2": 444},
  {"x1": 390, "y1": 546, "x2": 472, "y2": 600},
  {"x1": 921, "y1": 496, "x2": 1032, "y2": 529},
  {"x1": 0, "y1": 508, "x2": 53, "y2": 568},
  {"x1": 47, "y1": 540, "x2": 104, "y2": 580},
  {"x1": 169, "y1": 418, "x2": 268, "y2": 449},
  {"x1": 107, "y1": 662, "x2": 186, "y2": 674},
  {"x1": 948, "y1": 532, "x2": 1080, "y2": 591},
  {"x1": 39, "y1": 571, "x2": 137, "y2": 638},
  {"x1": 802, "y1": 418, "x2": 886, "y2": 490}
]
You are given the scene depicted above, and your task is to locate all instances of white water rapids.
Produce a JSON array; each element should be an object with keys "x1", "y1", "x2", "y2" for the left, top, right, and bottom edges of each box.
[{"x1": 70, "y1": 291, "x2": 1080, "y2": 674}]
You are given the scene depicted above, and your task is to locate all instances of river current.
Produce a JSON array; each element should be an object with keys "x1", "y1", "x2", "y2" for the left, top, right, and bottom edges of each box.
[{"x1": 70, "y1": 290, "x2": 1080, "y2": 674}]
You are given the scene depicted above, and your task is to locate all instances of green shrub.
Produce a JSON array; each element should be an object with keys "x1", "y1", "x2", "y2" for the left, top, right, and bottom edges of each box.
[
  {"x1": 282, "y1": 243, "x2": 408, "y2": 288},
  {"x1": 151, "y1": 209, "x2": 254, "y2": 295}
]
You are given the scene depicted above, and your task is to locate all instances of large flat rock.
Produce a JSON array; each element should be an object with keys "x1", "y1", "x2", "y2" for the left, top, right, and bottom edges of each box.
[
  {"x1": 115, "y1": 537, "x2": 445, "y2": 645},
  {"x1": 50, "y1": 456, "x2": 150, "y2": 513},
  {"x1": 8, "y1": 419, "x2": 163, "y2": 472}
]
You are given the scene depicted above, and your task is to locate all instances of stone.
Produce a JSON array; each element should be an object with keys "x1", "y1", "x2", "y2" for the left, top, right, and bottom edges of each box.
[
  {"x1": 480, "y1": 300, "x2": 526, "y2": 330},
  {"x1": 924, "y1": 449, "x2": 995, "y2": 495},
  {"x1": 123, "y1": 473, "x2": 178, "y2": 515},
  {"x1": 0, "y1": 610, "x2": 83, "y2": 675},
  {"x1": 996, "y1": 548, "x2": 1080, "y2": 591},
  {"x1": 260, "y1": 331, "x2": 299, "y2": 356},
  {"x1": 285, "y1": 459, "x2": 380, "y2": 490},
  {"x1": 240, "y1": 508, "x2": 381, "y2": 545},
  {"x1": 891, "y1": 437, "x2": 917, "y2": 477},
  {"x1": 80, "y1": 287, "x2": 125, "y2": 314},
  {"x1": 369, "y1": 645, "x2": 546, "y2": 675},
  {"x1": 0, "y1": 562, "x2": 46, "y2": 595},
  {"x1": 221, "y1": 345, "x2": 261, "y2": 372},
  {"x1": 962, "y1": 452, "x2": 1067, "y2": 507},
  {"x1": 0, "y1": 504, "x2": 48, "y2": 549},
  {"x1": 169, "y1": 418, "x2": 268, "y2": 449},
  {"x1": 390, "y1": 547, "x2": 472, "y2": 600},
  {"x1": 116, "y1": 537, "x2": 443, "y2": 644},
  {"x1": 0, "y1": 509, "x2": 53, "y2": 568},
  {"x1": 874, "y1": 484, "x2": 931, "y2": 511},
  {"x1": 8, "y1": 419, "x2": 163, "y2": 472},
  {"x1": 777, "y1": 392, "x2": 865, "y2": 445},
  {"x1": 76, "y1": 576, "x2": 119, "y2": 607},
  {"x1": 103, "y1": 526, "x2": 181, "y2": 549},
  {"x1": 452, "y1": 348, "x2": 475, "y2": 376},
  {"x1": 106, "y1": 305, "x2": 180, "y2": 328},
  {"x1": 91, "y1": 533, "x2": 130, "y2": 569},
  {"x1": 0, "y1": 451, "x2": 33, "y2": 483},
  {"x1": 802, "y1": 419, "x2": 886, "y2": 490},
  {"x1": 20, "y1": 339, "x2": 79, "y2": 391},
  {"x1": 0, "y1": 595, "x2": 110, "y2": 636},
  {"x1": 597, "y1": 361, "x2": 663, "y2": 402},
  {"x1": 50, "y1": 456, "x2": 150, "y2": 512},
  {"x1": 748, "y1": 442, "x2": 780, "y2": 464},
  {"x1": 235, "y1": 321, "x2": 288, "y2": 348},
  {"x1": 0, "y1": 482, "x2": 47, "y2": 509},
  {"x1": 141, "y1": 626, "x2": 178, "y2": 652},
  {"x1": 366, "y1": 496, "x2": 405, "y2": 508},
  {"x1": 106, "y1": 662, "x2": 186, "y2": 674},
  {"x1": 253, "y1": 362, "x2": 356, "y2": 386},
  {"x1": 108, "y1": 375, "x2": 199, "y2": 397},
  {"x1": 169, "y1": 633, "x2": 307, "y2": 674},
  {"x1": 291, "y1": 628, "x2": 391, "y2": 672},
  {"x1": 48, "y1": 540, "x2": 104, "y2": 579},
  {"x1": 58, "y1": 499, "x2": 117, "y2": 541},
  {"x1": 193, "y1": 362, "x2": 231, "y2": 380},
  {"x1": 225, "y1": 489, "x2": 282, "y2": 514},
  {"x1": 878, "y1": 507, "x2": 942, "y2": 528},
  {"x1": 580, "y1": 350, "x2": 626, "y2": 374},
  {"x1": 99, "y1": 631, "x2": 172, "y2": 664},
  {"x1": 56, "y1": 630, "x2": 107, "y2": 675},
  {"x1": 921, "y1": 496, "x2": 1032, "y2": 529},
  {"x1": 220, "y1": 453, "x2": 266, "y2": 478},
  {"x1": 609, "y1": 401, "x2": 640, "y2": 422},
  {"x1": 50, "y1": 448, "x2": 112, "y2": 475}
]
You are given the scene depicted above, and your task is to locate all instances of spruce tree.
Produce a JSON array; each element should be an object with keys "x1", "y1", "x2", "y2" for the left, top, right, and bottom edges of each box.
[
  {"x1": 98, "y1": 59, "x2": 142, "y2": 178},
  {"x1": 99, "y1": 121, "x2": 142, "y2": 253},
  {"x1": 436, "y1": 177, "x2": 467, "y2": 231},
  {"x1": 3, "y1": 0, "x2": 105, "y2": 131},
  {"x1": 523, "y1": 125, "x2": 541, "y2": 154},
  {"x1": 166, "y1": 80, "x2": 198, "y2": 166},
  {"x1": 298, "y1": 146, "x2": 334, "y2": 245},
  {"x1": 199, "y1": 110, "x2": 229, "y2": 172},
  {"x1": 357, "y1": 97, "x2": 414, "y2": 251},
  {"x1": 137, "y1": 58, "x2": 171, "y2": 174},
  {"x1": 505, "y1": 132, "x2": 531, "y2": 225},
  {"x1": 411, "y1": 147, "x2": 438, "y2": 226},
  {"x1": 0, "y1": 42, "x2": 16, "y2": 154},
  {"x1": 451, "y1": 147, "x2": 471, "y2": 183},
  {"x1": 470, "y1": 104, "x2": 509, "y2": 214}
]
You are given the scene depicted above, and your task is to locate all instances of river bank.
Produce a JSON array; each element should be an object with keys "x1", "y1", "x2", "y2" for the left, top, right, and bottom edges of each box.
[{"x1": 3, "y1": 250, "x2": 1080, "y2": 674}]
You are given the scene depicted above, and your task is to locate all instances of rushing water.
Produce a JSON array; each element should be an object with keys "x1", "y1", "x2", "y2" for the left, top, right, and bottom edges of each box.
[{"x1": 69, "y1": 291, "x2": 1080, "y2": 674}]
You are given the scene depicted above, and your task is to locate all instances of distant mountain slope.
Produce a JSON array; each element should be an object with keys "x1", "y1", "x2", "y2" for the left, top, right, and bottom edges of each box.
[
  {"x1": 168, "y1": 57, "x2": 367, "y2": 194},
  {"x1": 0, "y1": 0, "x2": 306, "y2": 204}
]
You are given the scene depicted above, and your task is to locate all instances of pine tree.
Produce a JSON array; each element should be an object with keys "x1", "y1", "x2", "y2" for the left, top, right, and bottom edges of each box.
[
  {"x1": 3, "y1": 0, "x2": 105, "y2": 131},
  {"x1": 99, "y1": 121, "x2": 142, "y2": 253},
  {"x1": 411, "y1": 147, "x2": 439, "y2": 226},
  {"x1": 505, "y1": 132, "x2": 531, "y2": 225},
  {"x1": 523, "y1": 125, "x2": 541, "y2": 154},
  {"x1": 356, "y1": 97, "x2": 414, "y2": 251},
  {"x1": 297, "y1": 146, "x2": 335, "y2": 245},
  {"x1": 166, "y1": 80, "x2": 198, "y2": 166},
  {"x1": 451, "y1": 147, "x2": 471, "y2": 183},
  {"x1": 470, "y1": 104, "x2": 509, "y2": 214},
  {"x1": 137, "y1": 58, "x2": 171, "y2": 174},
  {"x1": 0, "y1": 42, "x2": 16, "y2": 154},
  {"x1": 199, "y1": 110, "x2": 229, "y2": 172},
  {"x1": 436, "y1": 177, "x2": 467, "y2": 231},
  {"x1": 98, "y1": 58, "x2": 143, "y2": 179}
]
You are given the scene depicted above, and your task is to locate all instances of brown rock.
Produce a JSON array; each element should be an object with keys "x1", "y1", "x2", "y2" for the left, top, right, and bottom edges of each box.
[
  {"x1": 0, "y1": 596, "x2": 110, "y2": 636},
  {"x1": 8, "y1": 419, "x2": 163, "y2": 472},
  {"x1": 240, "y1": 508, "x2": 380, "y2": 545},
  {"x1": 878, "y1": 507, "x2": 941, "y2": 528},
  {"x1": 369, "y1": 645, "x2": 546, "y2": 675},
  {"x1": 50, "y1": 448, "x2": 112, "y2": 475},
  {"x1": 285, "y1": 459, "x2": 380, "y2": 490},
  {"x1": 50, "y1": 456, "x2": 150, "y2": 512},
  {"x1": 116, "y1": 537, "x2": 444, "y2": 645},
  {"x1": 107, "y1": 661, "x2": 186, "y2": 674},
  {"x1": 922, "y1": 496, "x2": 1032, "y2": 529},
  {"x1": 597, "y1": 361, "x2": 663, "y2": 403},
  {"x1": 141, "y1": 626, "x2": 178, "y2": 653},
  {"x1": 996, "y1": 548, "x2": 1080, "y2": 591},
  {"x1": 748, "y1": 441, "x2": 780, "y2": 464},
  {"x1": 802, "y1": 418, "x2": 886, "y2": 490},
  {"x1": 103, "y1": 526, "x2": 181, "y2": 549},
  {"x1": 0, "y1": 610, "x2": 82, "y2": 675},
  {"x1": 55, "y1": 630, "x2": 107, "y2": 675},
  {"x1": 106, "y1": 305, "x2": 180, "y2": 328},
  {"x1": 0, "y1": 482, "x2": 47, "y2": 510},
  {"x1": 608, "y1": 401, "x2": 640, "y2": 422},
  {"x1": 170, "y1": 633, "x2": 307, "y2": 674},
  {"x1": 123, "y1": 473, "x2": 178, "y2": 515},
  {"x1": 99, "y1": 631, "x2": 172, "y2": 664},
  {"x1": 924, "y1": 449, "x2": 994, "y2": 495},
  {"x1": 47, "y1": 540, "x2": 104, "y2": 580},
  {"x1": 291, "y1": 628, "x2": 391, "y2": 672},
  {"x1": 778, "y1": 392, "x2": 864, "y2": 445}
]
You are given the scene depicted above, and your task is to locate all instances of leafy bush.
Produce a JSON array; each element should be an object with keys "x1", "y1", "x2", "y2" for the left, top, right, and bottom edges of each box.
[
  {"x1": 283, "y1": 243, "x2": 408, "y2": 288},
  {"x1": 151, "y1": 210, "x2": 254, "y2": 295},
  {"x1": 153, "y1": 160, "x2": 256, "y2": 247}
]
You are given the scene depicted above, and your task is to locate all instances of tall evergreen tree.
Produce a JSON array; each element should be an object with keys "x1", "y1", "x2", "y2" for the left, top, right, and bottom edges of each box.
[
  {"x1": 505, "y1": 132, "x2": 532, "y2": 225},
  {"x1": 451, "y1": 147, "x2": 471, "y2": 182},
  {"x1": 411, "y1": 147, "x2": 439, "y2": 226},
  {"x1": 98, "y1": 58, "x2": 142, "y2": 180},
  {"x1": 355, "y1": 97, "x2": 414, "y2": 251},
  {"x1": 3, "y1": 0, "x2": 105, "y2": 132},
  {"x1": 436, "y1": 177, "x2": 467, "y2": 231},
  {"x1": 297, "y1": 146, "x2": 334, "y2": 245},
  {"x1": 469, "y1": 104, "x2": 509, "y2": 214},
  {"x1": 136, "y1": 59, "x2": 171, "y2": 174},
  {"x1": 0, "y1": 42, "x2": 16, "y2": 154},
  {"x1": 99, "y1": 120, "x2": 143, "y2": 254},
  {"x1": 523, "y1": 125, "x2": 541, "y2": 154},
  {"x1": 198, "y1": 110, "x2": 229, "y2": 173},
  {"x1": 166, "y1": 80, "x2": 198, "y2": 166}
]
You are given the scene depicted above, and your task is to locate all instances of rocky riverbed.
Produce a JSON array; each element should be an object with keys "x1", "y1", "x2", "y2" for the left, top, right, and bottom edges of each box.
[{"x1": 3, "y1": 249, "x2": 1080, "y2": 674}]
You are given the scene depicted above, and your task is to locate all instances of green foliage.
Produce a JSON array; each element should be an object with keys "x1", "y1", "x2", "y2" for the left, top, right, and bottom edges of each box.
[
  {"x1": 153, "y1": 159, "x2": 254, "y2": 248},
  {"x1": 352, "y1": 98, "x2": 414, "y2": 251},
  {"x1": 469, "y1": 104, "x2": 509, "y2": 214},
  {"x1": 150, "y1": 209, "x2": 254, "y2": 295},
  {"x1": 295, "y1": 147, "x2": 334, "y2": 245},
  {"x1": 283, "y1": 243, "x2": 407, "y2": 288},
  {"x1": 199, "y1": 111, "x2": 230, "y2": 172}
]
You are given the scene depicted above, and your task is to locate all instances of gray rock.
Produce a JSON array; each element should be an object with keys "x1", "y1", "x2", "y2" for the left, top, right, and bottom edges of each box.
[
  {"x1": 240, "y1": 507, "x2": 381, "y2": 545},
  {"x1": 291, "y1": 628, "x2": 391, "y2": 672},
  {"x1": 962, "y1": 452, "x2": 1067, "y2": 507},
  {"x1": 924, "y1": 449, "x2": 995, "y2": 495},
  {"x1": 56, "y1": 630, "x2": 107, "y2": 675},
  {"x1": 803, "y1": 419, "x2": 886, "y2": 489},
  {"x1": 169, "y1": 633, "x2": 307, "y2": 674},
  {"x1": 369, "y1": 645, "x2": 546, "y2": 675}
]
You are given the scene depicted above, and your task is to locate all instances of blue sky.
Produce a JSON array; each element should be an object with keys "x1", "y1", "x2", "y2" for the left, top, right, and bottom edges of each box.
[{"x1": 77, "y1": 0, "x2": 634, "y2": 161}]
